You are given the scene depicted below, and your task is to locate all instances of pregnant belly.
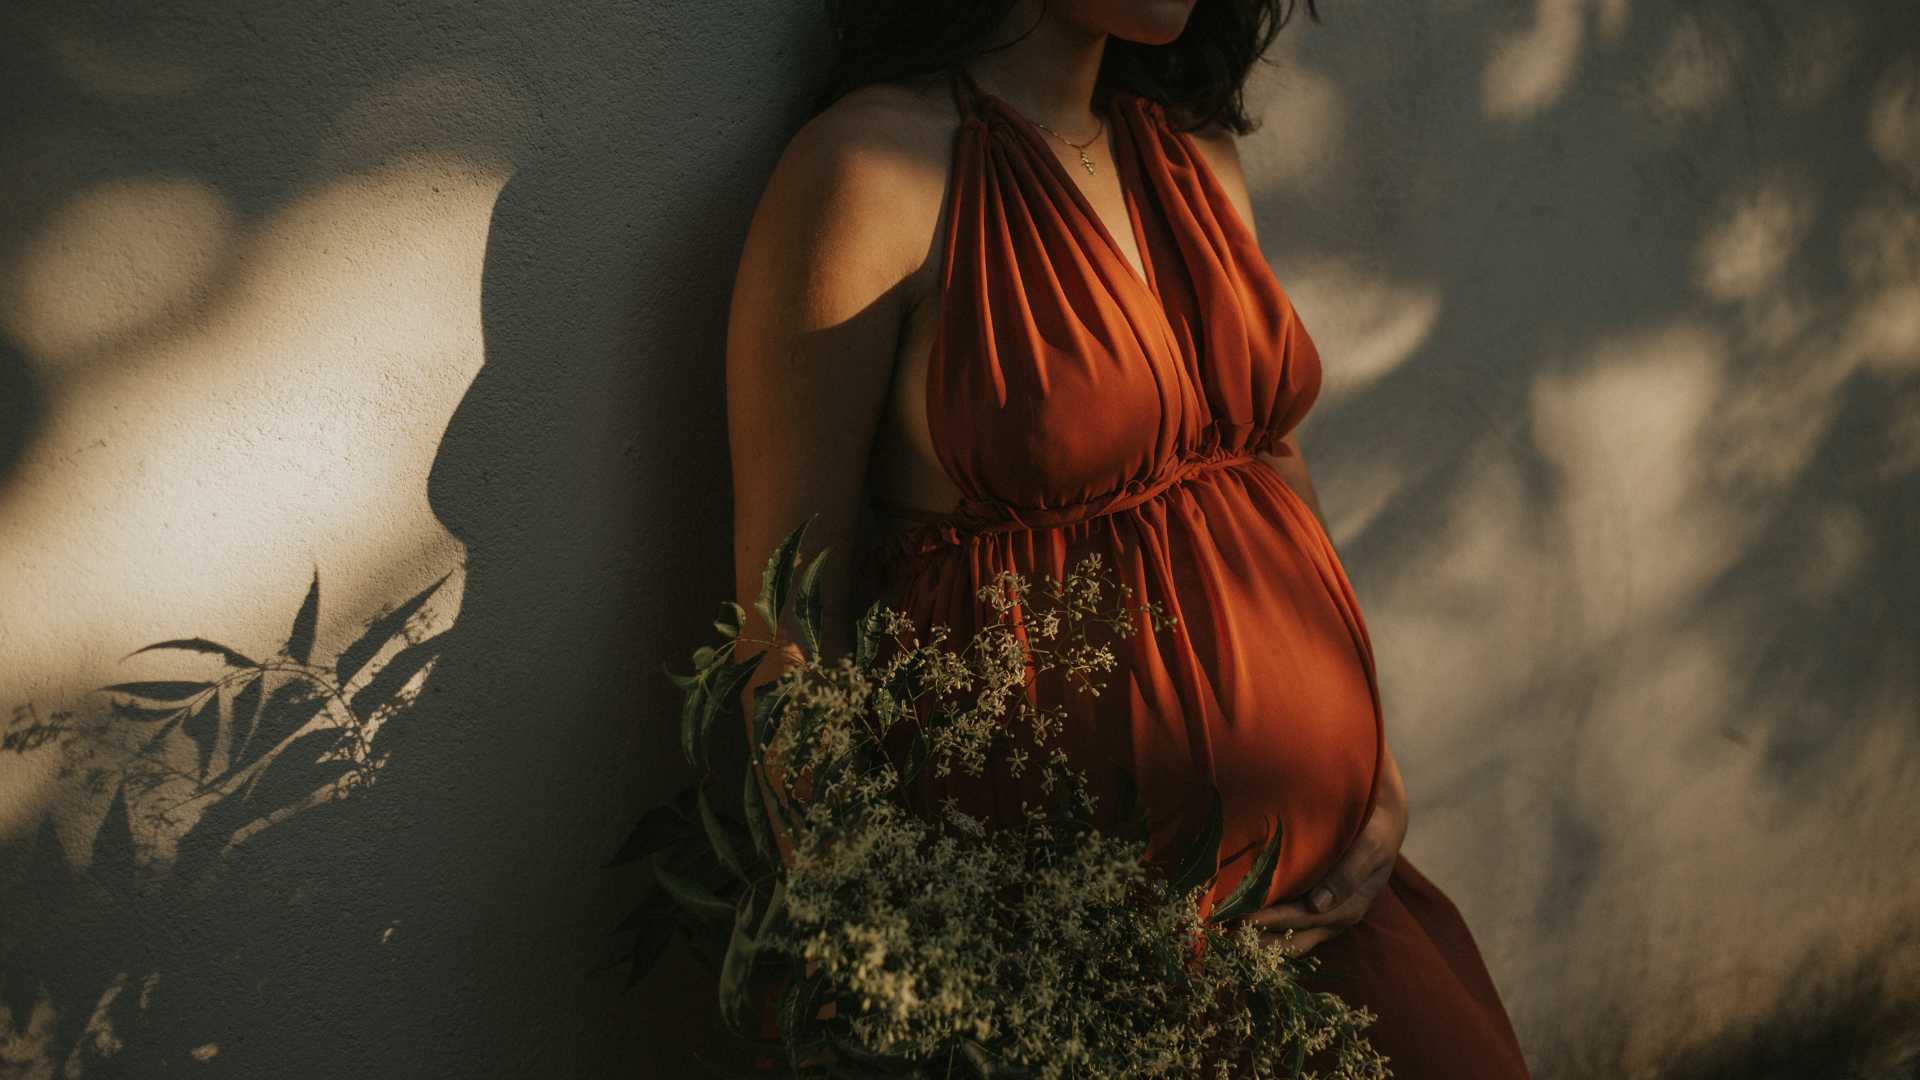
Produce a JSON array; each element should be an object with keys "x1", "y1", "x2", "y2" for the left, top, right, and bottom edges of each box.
[
  {"x1": 866, "y1": 461, "x2": 1384, "y2": 918},
  {"x1": 1139, "y1": 466, "x2": 1384, "y2": 914}
]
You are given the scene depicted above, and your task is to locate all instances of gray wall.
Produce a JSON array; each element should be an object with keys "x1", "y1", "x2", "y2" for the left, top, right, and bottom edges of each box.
[{"x1": 0, "y1": 1, "x2": 1914, "y2": 1077}]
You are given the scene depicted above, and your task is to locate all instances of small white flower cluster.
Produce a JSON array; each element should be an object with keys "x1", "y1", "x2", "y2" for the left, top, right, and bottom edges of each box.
[{"x1": 752, "y1": 556, "x2": 1387, "y2": 1078}]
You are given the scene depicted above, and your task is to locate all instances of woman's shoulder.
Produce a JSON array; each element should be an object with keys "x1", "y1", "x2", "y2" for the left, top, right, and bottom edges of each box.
[
  {"x1": 779, "y1": 75, "x2": 963, "y2": 190},
  {"x1": 755, "y1": 77, "x2": 961, "y2": 298}
]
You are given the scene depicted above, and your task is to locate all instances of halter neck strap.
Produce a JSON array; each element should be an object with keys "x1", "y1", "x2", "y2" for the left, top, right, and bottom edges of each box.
[{"x1": 948, "y1": 64, "x2": 987, "y2": 120}]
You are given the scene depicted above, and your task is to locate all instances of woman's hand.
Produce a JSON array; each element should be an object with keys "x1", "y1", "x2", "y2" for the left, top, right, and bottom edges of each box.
[{"x1": 1243, "y1": 741, "x2": 1409, "y2": 957}]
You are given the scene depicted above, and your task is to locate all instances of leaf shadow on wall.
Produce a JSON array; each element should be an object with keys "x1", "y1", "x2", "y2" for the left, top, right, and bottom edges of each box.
[
  {"x1": 0, "y1": 571, "x2": 457, "y2": 1076},
  {"x1": 0, "y1": 0, "x2": 823, "y2": 1076}
]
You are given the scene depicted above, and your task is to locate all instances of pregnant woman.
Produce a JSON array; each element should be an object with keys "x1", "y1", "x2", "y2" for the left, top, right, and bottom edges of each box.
[{"x1": 727, "y1": 1, "x2": 1532, "y2": 1074}]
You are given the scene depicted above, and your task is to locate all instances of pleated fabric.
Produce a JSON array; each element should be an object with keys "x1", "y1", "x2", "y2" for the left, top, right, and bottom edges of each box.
[{"x1": 754, "y1": 66, "x2": 1532, "y2": 1078}]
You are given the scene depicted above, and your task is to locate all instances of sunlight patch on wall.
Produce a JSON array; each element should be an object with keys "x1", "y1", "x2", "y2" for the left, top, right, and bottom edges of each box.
[
  {"x1": 1, "y1": 176, "x2": 234, "y2": 367},
  {"x1": 1843, "y1": 284, "x2": 1920, "y2": 374},
  {"x1": 0, "y1": 152, "x2": 509, "y2": 841},
  {"x1": 1321, "y1": 456, "x2": 1405, "y2": 552},
  {"x1": 1500, "y1": 304, "x2": 1920, "y2": 1069},
  {"x1": 312, "y1": 71, "x2": 530, "y2": 182},
  {"x1": 1513, "y1": 318, "x2": 1916, "y2": 995},
  {"x1": 1577, "y1": 660, "x2": 1916, "y2": 1057},
  {"x1": 1529, "y1": 323, "x2": 1739, "y2": 614},
  {"x1": 1366, "y1": 433, "x2": 1565, "y2": 775},
  {"x1": 1576, "y1": 622, "x2": 1737, "y2": 839},
  {"x1": 1691, "y1": 176, "x2": 1815, "y2": 302},
  {"x1": 1563, "y1": 622, "x2": 1920, "y2": 1076},
  {"x1": 1241, "y1": 63, "x2": 1345, "y2": 194},
  {"x1": 1275, "y1": 255, "x2": 1442, "y2": 398},
  {"x1": 1708, "y1": 300, "x2": 1846, "y2": 494},
  {"x1": 1839, "y1": 189, "x2": 1920, "y2": 374},
  {"x1": 1639, "y1": 14, "x2": 1741, "y2": 121},
  {"x1": 1482, "y1": 0, "x2": 1586, "y2": 120},
  {"x1": 1867, "y1": 53, "x2": 1920, "y2": 185}
]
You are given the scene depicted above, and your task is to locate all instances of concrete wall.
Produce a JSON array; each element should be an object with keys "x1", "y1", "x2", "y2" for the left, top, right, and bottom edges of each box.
[{"x1": 0, "y1": 1, "x2": 1913, "y2": 1076}]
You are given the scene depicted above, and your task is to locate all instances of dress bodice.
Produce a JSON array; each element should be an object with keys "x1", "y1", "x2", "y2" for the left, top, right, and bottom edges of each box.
[{"x1": 869, "y1": 65, "x2": 1324, "y2": 561}]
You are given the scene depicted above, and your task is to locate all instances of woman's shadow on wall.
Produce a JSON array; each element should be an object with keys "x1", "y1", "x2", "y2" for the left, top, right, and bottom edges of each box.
[
  {"x1": 400, "y1": 14, "x2": 835, "y2": 1080},
  {"x1": 0, "y1": 3, "x2": 826, "y2": 1078}
]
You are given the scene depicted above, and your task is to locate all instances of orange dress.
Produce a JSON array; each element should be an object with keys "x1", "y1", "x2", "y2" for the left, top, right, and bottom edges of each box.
[{"x1": 757, "y1": 66, "x2": 1532, "y2": 1077}]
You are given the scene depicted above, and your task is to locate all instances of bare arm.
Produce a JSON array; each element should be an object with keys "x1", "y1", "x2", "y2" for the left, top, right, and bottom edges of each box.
[{"x1": 726, "y1": 104, "x2": 921, "y2": 865}]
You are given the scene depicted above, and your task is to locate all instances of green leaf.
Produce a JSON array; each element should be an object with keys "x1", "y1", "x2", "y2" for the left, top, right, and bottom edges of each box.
[
  {"x1": 716, "y1": 884, "x2": 761, "y2": 1035},
  {"x1": 778, "y1": 967, "x2": 833, "y2": 1068},
  {"x1": 754, "y1": 518, "x2": 814, "y2": 635},
  {"x1": 754, "y1": 755, "x2": 798, "y2": 849},
  {"x1": 649, "y1": 850, "x2": 735, "y2": 922},
  {"x1": 904, "y1": 729, "x2": 931, "y2": 785},
  {"x1": 792, "y1": 546, "x2": 831, "y2": 659},
  {"x1": 852, "y1": 598, "x2": 883, "y2": 669},
  {"x1": 718, "y1": 877, "x2": 786, "y2": 1035},
  {"x1": 283, "y1": 569, "x2": 321, "y2": 664},
  {"x1": 699, "y1": 783, "x2": 749, "y2": 883},
  {"x1": 1164, "y1": 783, "x2": 1225, "y2": 898},
  {"x1": 742, "y1": 752, "x2": 778, "y2": 866},
  {"x1": 679, "y1": 681, "x2": 708, "y2": 766},
  {"x1": 693, "y1": 655, "x2": 762, "y2": 774},
  {"x1": 663, "y1": 663, "x2": 700, "y2": 691},
  {"x1": 715, "y1": 601, "x2": 747, "y2": 639},
  {"x1": 749, "y1": 679, "x2": 789, "y2": 753},
  {"x1": 1206, "y1": 817, "x2": 1286, "y2": 924},
  {"x1": 121, "y1": 638, "x2": 257, "y2": 668},
  {"x1": 754, "y1": 869, "x2": 788, "y2": 939},
  {"x1": 334, "y1": 572, "x2": 450, "y2": 686}
]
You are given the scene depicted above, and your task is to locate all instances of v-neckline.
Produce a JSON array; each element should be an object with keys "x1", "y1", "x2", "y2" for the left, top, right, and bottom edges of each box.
[{"x1": 966, "y1": 81, "x2": 1158, "y2": 302}]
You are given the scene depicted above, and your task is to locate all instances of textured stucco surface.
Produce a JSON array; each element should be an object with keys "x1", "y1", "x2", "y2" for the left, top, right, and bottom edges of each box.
[{"x1": 0, "y1": 1, "x2": 1915, "y2": 1077}]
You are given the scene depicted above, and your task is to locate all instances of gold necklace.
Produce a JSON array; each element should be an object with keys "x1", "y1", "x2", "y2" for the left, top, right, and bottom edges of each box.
[{"x1": 1029, "y1": 113, "x2": 1104, "y2": 175}]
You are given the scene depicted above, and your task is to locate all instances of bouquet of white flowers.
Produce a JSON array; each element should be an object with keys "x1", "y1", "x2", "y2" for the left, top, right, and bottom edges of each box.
[{"x1": 613, "y1": 519, "x2": 1390, "y2": 1079}]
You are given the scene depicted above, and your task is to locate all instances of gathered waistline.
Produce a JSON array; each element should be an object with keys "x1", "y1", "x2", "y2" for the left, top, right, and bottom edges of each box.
[{"x1": 865, "y1": 445, "x2": 1282, "y2": 569}]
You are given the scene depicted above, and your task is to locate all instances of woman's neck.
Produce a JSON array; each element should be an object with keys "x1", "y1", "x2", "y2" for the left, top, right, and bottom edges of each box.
[{"x1": 967, "y1": 2, "x2": 1110, "y2": 133}]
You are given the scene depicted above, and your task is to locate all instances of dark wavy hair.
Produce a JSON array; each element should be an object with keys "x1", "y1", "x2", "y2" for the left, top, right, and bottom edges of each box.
[{"x1": 808, "y1": 0, "x2": 1320, "y2": 136}]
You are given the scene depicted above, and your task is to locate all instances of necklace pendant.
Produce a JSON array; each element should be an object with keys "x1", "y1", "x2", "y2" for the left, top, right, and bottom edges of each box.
[{"x1": 1078, "y1": 150, "x2": 1095, "y2": 174}]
